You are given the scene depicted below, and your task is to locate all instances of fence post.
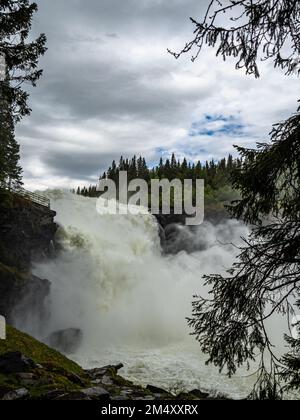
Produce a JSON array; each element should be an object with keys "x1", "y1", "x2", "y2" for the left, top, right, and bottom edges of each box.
[{"x1": 0, "y1": 315, "x2": 6, "y2": 340}]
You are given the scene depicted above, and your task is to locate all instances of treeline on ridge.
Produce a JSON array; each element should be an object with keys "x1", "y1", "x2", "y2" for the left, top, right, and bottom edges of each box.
[{"x1": 74, "y1": 153, "x2": 241, "y2": 204}]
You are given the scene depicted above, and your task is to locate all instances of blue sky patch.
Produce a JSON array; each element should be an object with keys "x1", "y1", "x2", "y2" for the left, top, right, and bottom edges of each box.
[{"x1": 189, "y1": 115, "x2": 246, "y2": 138}]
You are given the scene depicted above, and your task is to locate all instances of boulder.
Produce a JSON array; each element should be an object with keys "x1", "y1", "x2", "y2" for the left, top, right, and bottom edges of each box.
[
  {"x1": 16, "y1": 372, "x2": 35, "y2": 380},
  {"x1": 0, "y1": 352, "x2": 37, "y2": 374},
  {"x1": 111, "y1": 396, "x2": 130, "y2": 401},
  {"x1": 87, "y1": 363, "x2": 124, "y2": 381},
  {"x1": 2, "y1": 388, "x2": 29, "y2": 400},
  {"x1": 54, "y1": 392, "x2": 92, "y2": 401},
  {"x1": 146, "y1": 384, "x2": 168, "y2": 394},
  {"x1": 45, "y1": 328, "x2": 83, "y2": 354},
  {"x1": 39, "y1": 390, "x2": 67, "y2": 400},
  {"x1": 81, "y1": 386, "x2": 110, "y2": 399},
  {"x1": 190, "y1": 389, "x2": 210, "y2": 399}
]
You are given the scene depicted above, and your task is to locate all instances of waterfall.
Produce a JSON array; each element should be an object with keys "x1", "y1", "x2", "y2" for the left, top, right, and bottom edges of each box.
[{"x1": 30, "y1": 191, "x2": 255, "y2": 398}]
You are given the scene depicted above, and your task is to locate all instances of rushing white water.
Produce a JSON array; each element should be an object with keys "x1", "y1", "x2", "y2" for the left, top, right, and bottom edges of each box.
[{"x1": 30, "y1": 191, "x2": 257, "y2": 398}]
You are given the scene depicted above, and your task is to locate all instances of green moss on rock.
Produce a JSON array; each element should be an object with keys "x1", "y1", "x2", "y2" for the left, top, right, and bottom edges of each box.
[
  {"x1": 0, "y1": 326, "x2": 91, "y2": 398},
  {"x1": 0, "y1": 326, "x2": 84, "y2": 377}
]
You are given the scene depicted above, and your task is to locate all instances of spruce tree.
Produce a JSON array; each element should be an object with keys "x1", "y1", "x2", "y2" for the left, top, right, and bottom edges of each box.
[
  {"x1": 0, "y1": 0, "x2": 47, "y2": 121},
  {"x1": 173, "y1": 0, "x2": 300, "y2": 398},
  {"x1": 0, "y1": 0, "x2": 47, "y2": 188},
  {"x1": 5, "y1": 123, "x2": 22, "y2": 188},
  {"x1": 0, "y1": 76, "x2": 22, "y2": 188}
]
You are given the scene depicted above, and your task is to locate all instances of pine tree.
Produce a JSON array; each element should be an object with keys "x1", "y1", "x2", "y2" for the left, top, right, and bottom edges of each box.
[
  {"x1": 137, "y1": 156, "x2": 143, "y2": 178},
  {"x1": 164, "y1": 158, "x2": 171, "y2": 180},
  {"x1": 128, "y1": 156, "x2": 137, "y2": 181},
  {"x1": 119, "y1": 156, "x2": 124, "y2": 171},
  {"x1": 5, "y1": 127, "x2": 22, "y2": 188},
  {"x1": 0, "y1": 1, "x2": 47, "y2": 122},
  {"x1": 0, "y1": 77, "x2": 22, "y2": 188},
  {"x1": 227, "y1": 154, "x2": 233, "y2": 170},
  {"x1": 157, "y1": 157, "x2": 164, "y2": 179},
  {"x1": 195, "y1": 161, "x2": 202, "y2": 180},
  {"x1": 99, "y1": 153, "x2": 240, "y2": 194},
  {"x1": 141, "y1": 158, "x2": 149, "y2": 182},
  {"x1": 0, "y1": 1, "x2": 46, "y2": 188},
  {"x1": 170, "y1": 153, "x2": 178, "y2": 179}
]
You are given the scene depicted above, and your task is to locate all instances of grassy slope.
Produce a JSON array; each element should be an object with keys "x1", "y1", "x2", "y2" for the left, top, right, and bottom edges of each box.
[
  {"x1": 0, "y1": 326, "x2": 90, "y2": 397},
  {"x1": 0, "y1": 326, "x2": 83, "y2": 375}
]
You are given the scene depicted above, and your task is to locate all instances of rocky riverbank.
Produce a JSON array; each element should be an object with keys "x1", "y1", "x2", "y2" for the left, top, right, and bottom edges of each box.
[{"x1": 0, "y1": 326, "x2": 216, "y2": 401}]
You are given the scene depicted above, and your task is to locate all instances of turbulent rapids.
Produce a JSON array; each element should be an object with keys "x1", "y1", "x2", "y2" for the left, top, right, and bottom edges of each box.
[{"x1": 26, "y1": 191, "x2": 256, "y2": 398}]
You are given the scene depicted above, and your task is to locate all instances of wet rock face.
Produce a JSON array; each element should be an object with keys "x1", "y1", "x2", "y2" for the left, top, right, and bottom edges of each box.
[
  {"x1": 154, "y1": 207, "x2": 229, "y2": 230},
  {"x1": 155, "y1": 207, "x2": 230, "y2": 254},
  {"x1": 0, "y1": 197, "x2": 57, "y2": 270},
  {"x1": 0, "y1": 196, "x2": 56, "y2": 328},
  {"x1": 154, "y1": 213, "x2": 187, "y2": 229},
  {"x1": 0, "y1": 263, "x2": 50, "y2": 325},
  {"x1": 162, "y1": 223, "x2": 215, "y2": 255},
  {"x1": 45, "y1": 329, "x2": 83, "y2": 355}
]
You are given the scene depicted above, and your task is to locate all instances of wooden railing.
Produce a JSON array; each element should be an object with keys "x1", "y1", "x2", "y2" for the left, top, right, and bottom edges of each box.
[{"x1": 2, "y1": 182, "x2": 50, "y2": 209}]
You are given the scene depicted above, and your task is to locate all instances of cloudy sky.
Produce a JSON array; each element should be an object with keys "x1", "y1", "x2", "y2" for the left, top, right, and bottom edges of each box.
[{"x1": 18, "y1": 0, "x2": 299, "y2": 190}]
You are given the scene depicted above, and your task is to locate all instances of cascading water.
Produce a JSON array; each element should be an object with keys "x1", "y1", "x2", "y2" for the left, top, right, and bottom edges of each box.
[{"x1": 26, "y1": 191, "x2": 257, "y2": 398}]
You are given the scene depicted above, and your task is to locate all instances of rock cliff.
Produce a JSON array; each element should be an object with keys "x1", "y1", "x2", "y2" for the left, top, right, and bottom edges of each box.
[
  {"x1": 0, "y1": 192, "x2": 57, "y2": 324},
  {"x1": 0, "y1": 194, "x2": 57, "y2": 270}
]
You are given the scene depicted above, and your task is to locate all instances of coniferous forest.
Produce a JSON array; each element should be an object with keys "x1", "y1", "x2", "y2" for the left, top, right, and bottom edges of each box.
[{"x1": 75, "y1": 153, "x2": 241, "y2": 206}]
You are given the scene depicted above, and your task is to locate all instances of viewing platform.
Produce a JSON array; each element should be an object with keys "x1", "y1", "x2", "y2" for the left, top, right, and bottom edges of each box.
[{"x1": 1, "y1": 183, "x2": 50, "y2": 209}]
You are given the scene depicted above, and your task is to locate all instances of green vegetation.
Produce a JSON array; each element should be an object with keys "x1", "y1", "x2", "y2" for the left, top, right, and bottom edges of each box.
[
  {"x1": 0, "y1": 100, "x2": 22, "y2": 188},
  {"x1": 0, "y1": 326, "x2": 90, "y2": 397},
  {"x1": 0, "y1": 326, "x2": 84, "y2": 376},
  {"x1": 75, "y1": 153, "x2": 240, "y2": 207}
]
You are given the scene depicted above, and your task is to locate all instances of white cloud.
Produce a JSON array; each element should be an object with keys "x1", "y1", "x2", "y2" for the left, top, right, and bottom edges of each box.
[{"x1": 17, "y1": 0, "x2": 299, "y2": 189}]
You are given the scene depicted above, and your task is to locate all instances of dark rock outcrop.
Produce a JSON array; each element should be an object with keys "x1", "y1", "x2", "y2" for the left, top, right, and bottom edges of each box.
[
  {"x1": 155, "y1": 212, "x2": 187, "y2": 229},
  {"x1": 0, "y1": 262, "x2": 50, "y2": 325},
  {"x1": 155, "y1": 205, "x2": 230, "y2": 254},
  {"x1": 0, "y1": 352, "x2": 37, "y2": 374},
  {"x1": 0, "y1": 193, "x2": 57, "y2": 328},
  {"x1": 45, "y1": 328, "x2": 83, "y2": 354},
  {"x1": 0, "y1": 195, "x2": 57, "y2": 270},
  {"x1": 154, "y1": 205, "x2": 229, "y2": 230}
]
